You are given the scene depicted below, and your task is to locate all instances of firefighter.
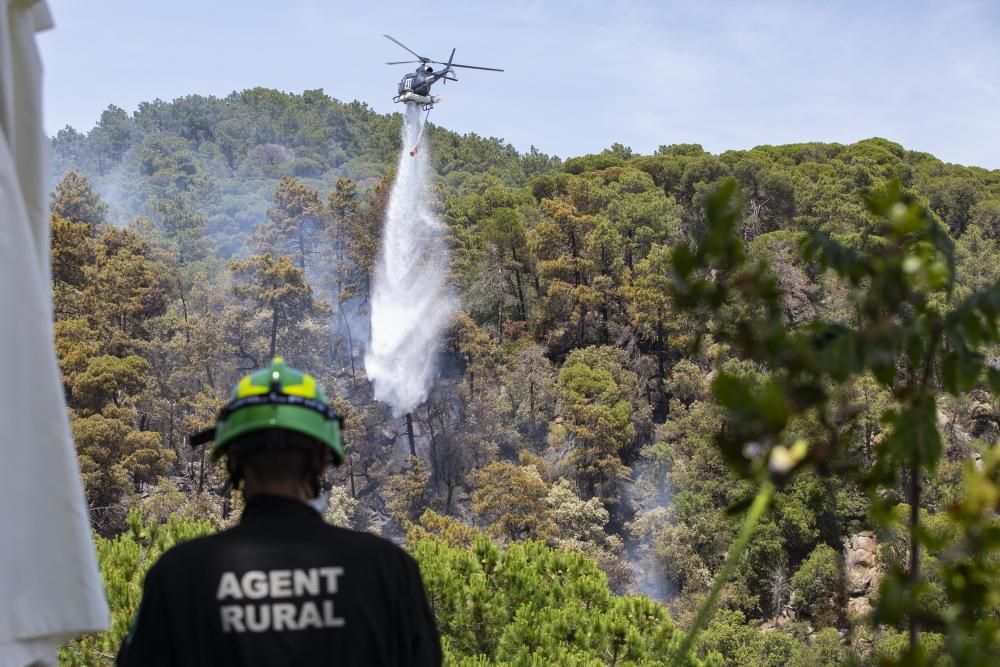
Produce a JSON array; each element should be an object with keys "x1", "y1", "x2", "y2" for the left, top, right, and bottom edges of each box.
[{"x1": 117, "y1": 358, "x2": 442, "y2": 666}]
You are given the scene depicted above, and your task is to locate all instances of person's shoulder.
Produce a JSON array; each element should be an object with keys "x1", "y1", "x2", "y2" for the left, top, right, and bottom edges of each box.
[
  {"x1": 144, "y1": 529, "x2": 233, "y2": 577},
  {"x1": 321, "y1": 523, "x2": 399, "y2": 549},
  {"x1": 322, "y1": 524, "x2": 416, "y2": 562}
]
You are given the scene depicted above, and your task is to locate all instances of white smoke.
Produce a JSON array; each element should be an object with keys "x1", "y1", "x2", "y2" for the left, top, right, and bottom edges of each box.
[{"x1": 366, "y1": 105, "x2": 455, "y2": 416}]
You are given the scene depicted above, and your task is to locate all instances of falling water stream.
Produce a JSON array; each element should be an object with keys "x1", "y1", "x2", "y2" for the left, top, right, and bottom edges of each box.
[{"x1": 365, "y1": 105, "x2": 455, "y2": 416}]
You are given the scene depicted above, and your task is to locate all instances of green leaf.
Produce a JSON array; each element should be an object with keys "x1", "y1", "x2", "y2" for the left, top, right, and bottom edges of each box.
[
  {"x1": 670, "y1": 244, "x2": 696, "y2": 279},
  {"x1": 941, "y1": 350, "x2": 983, "y2": 395},
  {"x1": 758, "y1": 381, "x2": 789, "y2": 432},
  {"x1": 987, "y1": 368, "x2": 1000, "y2": 394}
]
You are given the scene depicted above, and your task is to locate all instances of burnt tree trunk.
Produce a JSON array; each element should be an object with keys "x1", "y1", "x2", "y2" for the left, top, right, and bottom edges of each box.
[{"x1": 405, "y1": 412, "x2": 416, "y2": 458}]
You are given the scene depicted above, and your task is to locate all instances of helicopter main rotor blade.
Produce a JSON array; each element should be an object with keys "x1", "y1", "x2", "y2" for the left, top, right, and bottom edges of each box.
[
  {"x1": 428, "y1": 61, "x2": 504, "y2": 72},
  {"x1": 383, "y1": 34, "x2": 428, "y2": 62},
  {"x1": 386, "y1": 60, "x2": 423, "y2": 65},
  {"x1": 443, "y1": 48, "x2": 455, "y2": 85}
]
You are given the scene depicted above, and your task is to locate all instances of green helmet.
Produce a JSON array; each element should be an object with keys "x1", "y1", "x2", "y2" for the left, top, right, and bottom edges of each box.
[{"x1": 191, "y1": 358, "x2": 344, "y2": 464}]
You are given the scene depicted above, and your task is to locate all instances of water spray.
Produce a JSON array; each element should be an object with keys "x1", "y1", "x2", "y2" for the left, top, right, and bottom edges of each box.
[{"x1": 366, "y1": 105, "x2": 455, "y2": 420}]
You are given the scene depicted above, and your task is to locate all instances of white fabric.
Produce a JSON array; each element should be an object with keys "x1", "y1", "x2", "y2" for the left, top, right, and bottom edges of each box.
[{"x1": 0, "y1": 2, "x2": 110, "y2": 665}]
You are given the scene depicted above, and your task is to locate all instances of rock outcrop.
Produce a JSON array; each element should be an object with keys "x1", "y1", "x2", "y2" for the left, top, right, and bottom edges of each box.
[{"x1": 844, "y1": 531, "x2": 880, "y2": 616}]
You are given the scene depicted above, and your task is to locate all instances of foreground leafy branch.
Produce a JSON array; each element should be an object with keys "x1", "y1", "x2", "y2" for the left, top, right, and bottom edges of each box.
[{"x1": 669, "y1": 178, "x2": 1000, "y2": 665}]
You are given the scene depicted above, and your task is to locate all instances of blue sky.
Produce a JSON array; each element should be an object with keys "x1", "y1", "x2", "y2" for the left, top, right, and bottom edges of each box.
[{"x1": 39, "y1": 0, "x2": 1000, "y2": 169}]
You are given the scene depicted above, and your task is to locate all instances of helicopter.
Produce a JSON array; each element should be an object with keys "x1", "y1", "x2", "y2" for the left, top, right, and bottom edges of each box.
[{"x1": 385, "y1": 34, "x2": 503, "y2": 112}]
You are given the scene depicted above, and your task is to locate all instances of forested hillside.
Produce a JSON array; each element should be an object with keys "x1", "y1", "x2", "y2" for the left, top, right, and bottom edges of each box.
[{"x1": 51, "y1": 89, "x2": 1000, "y2": 665}]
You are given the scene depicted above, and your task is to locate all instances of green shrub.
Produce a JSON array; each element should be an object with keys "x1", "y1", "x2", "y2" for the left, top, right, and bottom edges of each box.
[{"x1": 790, "y1": 543, "x2": 841, "y2": 627}]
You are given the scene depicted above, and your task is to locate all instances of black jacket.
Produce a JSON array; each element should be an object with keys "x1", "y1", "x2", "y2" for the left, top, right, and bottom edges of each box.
[{"x1": 117, "y1": 494, "x2": 442, "y2": 666}]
